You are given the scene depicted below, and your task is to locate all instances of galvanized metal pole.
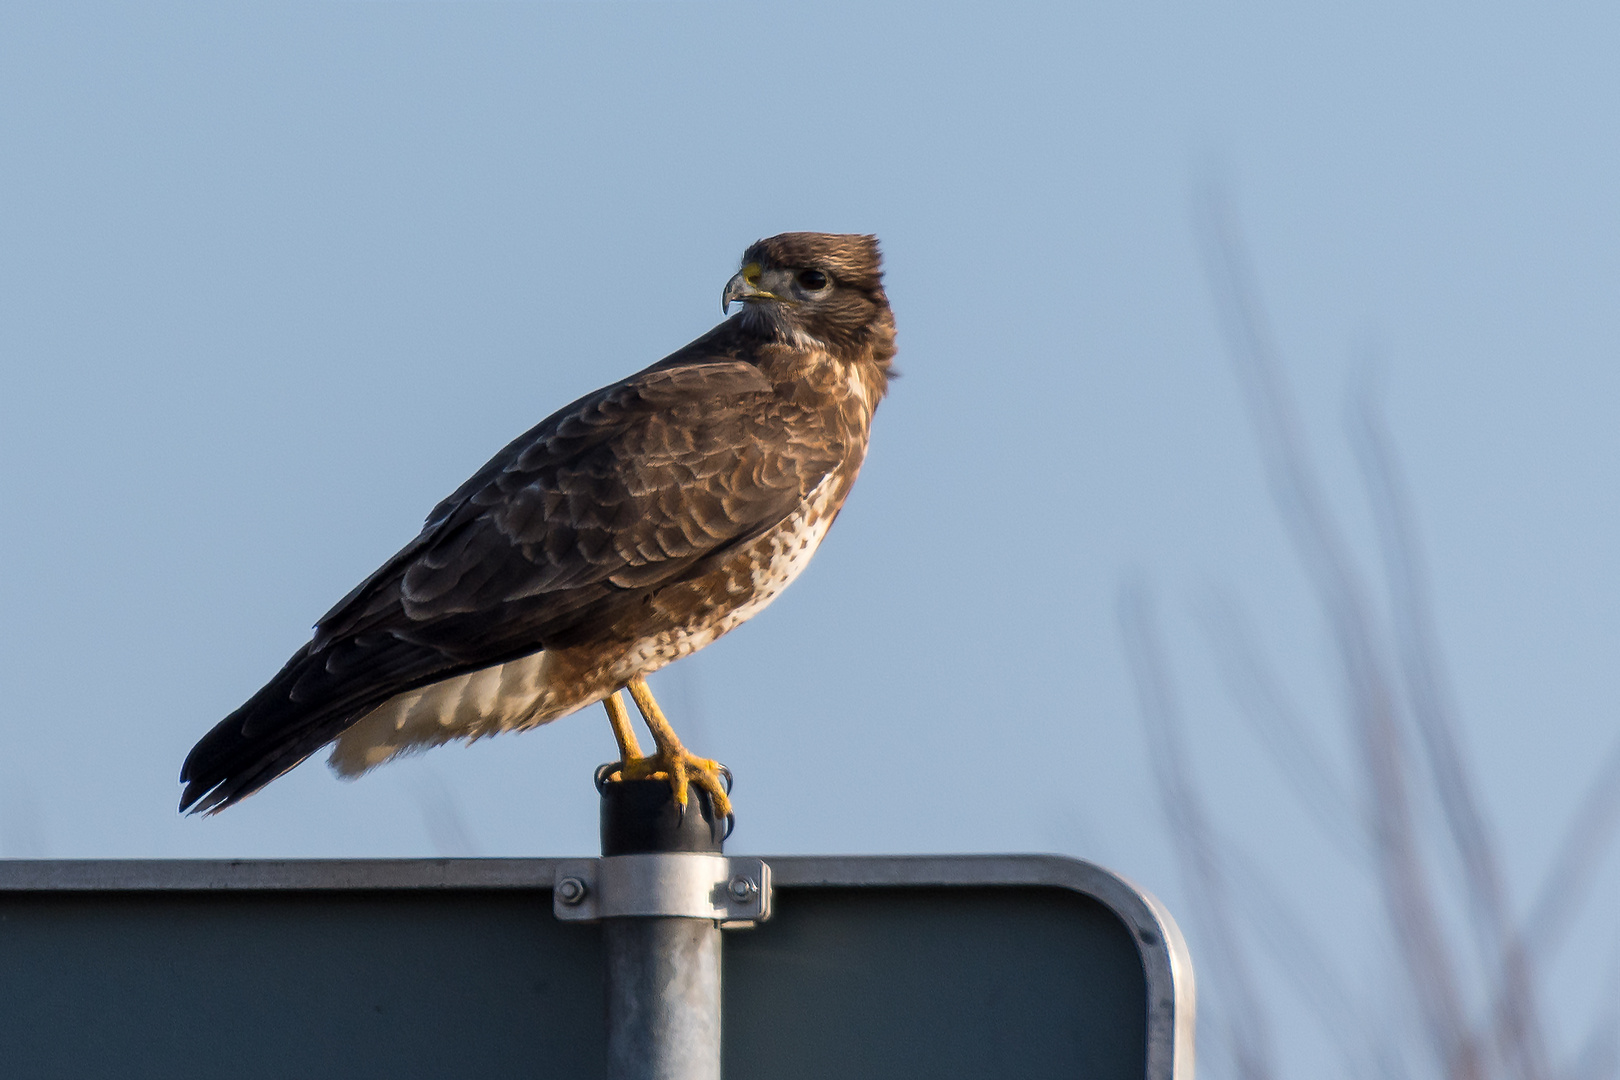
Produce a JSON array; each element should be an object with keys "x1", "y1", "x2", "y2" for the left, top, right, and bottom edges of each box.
[
  {"x1": 603, "y1": 916, "x2": 722, "y2": 1079},
  {"x1": 555, "y1": 776, "x2": 767, "y2": 1077},
  {"x1": 600, "y1": 778, "x2": 726, "y2": 1080}
]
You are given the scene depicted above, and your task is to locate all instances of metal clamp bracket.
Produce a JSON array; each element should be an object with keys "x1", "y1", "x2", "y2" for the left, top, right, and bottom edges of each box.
[{"x1": 553, "y1": 854, "x2": 771, "y2": 928}]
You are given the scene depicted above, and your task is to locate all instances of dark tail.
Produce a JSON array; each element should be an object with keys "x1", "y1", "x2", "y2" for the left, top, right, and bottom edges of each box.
[{"x1": 179, "y1": 636, "x2": 454, "y2": 814}]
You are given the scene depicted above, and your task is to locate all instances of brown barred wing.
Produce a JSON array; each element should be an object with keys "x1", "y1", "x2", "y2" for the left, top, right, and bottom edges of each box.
[{"x1": 180, "y1": 358, "x2": 842, "y2": 813}]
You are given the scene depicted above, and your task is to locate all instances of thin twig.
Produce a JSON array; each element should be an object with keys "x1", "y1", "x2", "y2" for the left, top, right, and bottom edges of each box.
[
  {"x1": 1564, "y1": 946, "x2": 1619, "y2": 1080},
  {"x1": 1351, "y1": 386, "x2": 1550, "y2": 1080},
  {"x1": 1195, "y1": 590, "x2": 1363, "y2": 859},
  {"x1": 1222, "y1": 844, "x2": 1393, "y2": 1079},
  {"x1": 1523, "y1": 734, "x2": 1620, "y2": 968},
  {"x1": 1195, "y1": 184, "x2": 1481, "y2": 1079},
  {"x1": 1122, "y1": 584, "x2": 1280, "y2": 1080}
]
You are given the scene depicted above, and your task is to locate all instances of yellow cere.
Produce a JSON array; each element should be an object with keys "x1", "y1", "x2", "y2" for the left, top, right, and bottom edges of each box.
[{"x1": 742, "y1": 262, "x2": 762, "y2": 285}]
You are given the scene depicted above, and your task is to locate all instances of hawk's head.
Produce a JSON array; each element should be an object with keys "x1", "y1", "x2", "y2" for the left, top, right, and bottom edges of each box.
[{"x1": 723, "y1": 232, "x2": 892, "y2": 358}]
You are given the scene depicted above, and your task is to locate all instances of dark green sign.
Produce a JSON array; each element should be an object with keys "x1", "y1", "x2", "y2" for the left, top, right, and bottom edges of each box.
[{"x1": 0, "y1": 855, "x2": 1192, "y2": 1079}]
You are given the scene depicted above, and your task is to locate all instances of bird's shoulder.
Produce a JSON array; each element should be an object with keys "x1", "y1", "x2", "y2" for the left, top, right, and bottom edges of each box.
[{"x1": 428, "y1": 338, "x2": 781, "y2": 526}]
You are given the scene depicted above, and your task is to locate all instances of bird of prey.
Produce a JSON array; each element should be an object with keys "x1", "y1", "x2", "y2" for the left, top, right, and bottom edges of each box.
[{"x1": 180, "y1": 232, "x2": 896, "y2": 820}]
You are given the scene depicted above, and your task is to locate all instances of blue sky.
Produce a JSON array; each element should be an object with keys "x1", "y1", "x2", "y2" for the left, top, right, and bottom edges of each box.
[{"x1": 3, "y1": 3, "x2": 1618, "y2": 1073}]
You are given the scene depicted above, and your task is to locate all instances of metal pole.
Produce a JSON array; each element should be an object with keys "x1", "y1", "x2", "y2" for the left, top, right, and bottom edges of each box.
[
  {"x1": 600, "y1": 778, "x2": 727, "y2": 1080},
  {"x1": 604, "y1": 917, "x2": 721, "y2": 1080}
]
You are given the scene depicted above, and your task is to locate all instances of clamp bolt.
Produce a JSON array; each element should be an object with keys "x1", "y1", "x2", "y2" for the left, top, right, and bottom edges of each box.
[
  {"x1": 727, "y1": 875, "x2": 758, "y2": 902},
  {"x1": 556, "y1": 876, "x2": 589, "y2": 906}
]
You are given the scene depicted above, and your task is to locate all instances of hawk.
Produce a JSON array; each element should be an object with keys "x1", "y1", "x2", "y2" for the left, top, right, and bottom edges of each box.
[{"x1": 180, "y1": 232, "x2": 896, "y2": 820}]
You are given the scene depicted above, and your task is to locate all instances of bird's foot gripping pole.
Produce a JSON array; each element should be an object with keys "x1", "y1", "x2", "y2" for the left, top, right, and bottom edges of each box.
[
  {"x1": 599, "y1": 754, "x2": 734, "y2": 830},
  {"x1": 555, "y1": 775, "x2": 771, "y2": 1080},
  {"x1": 599, "y1": 682, "x2": 735, "y2": 823}
]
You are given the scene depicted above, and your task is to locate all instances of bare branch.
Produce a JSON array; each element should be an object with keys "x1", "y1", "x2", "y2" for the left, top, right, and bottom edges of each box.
[
  {"x1": 1222, "y1": 844, "x2": 1390, "y2": 1079},
  {"x1": 1195, "y1": 590, "x2": 1363, "y2": 859},
  {"x1": 1351, "y1": 384, "x2": 1551, "y2": 1080},
  {"x1": 1194, "y1": 184, "x2": 1481, "y2": 1080},
  {"x1": 1524, "y1": 734, "x2": 1620, "y2": 966},
  {"x1": 1122, "y1": 583, "x2": 1280, "y2": 1080},
  {"x1": 1563, "y1": 948, "x2": 1619, "y2": 1080}
]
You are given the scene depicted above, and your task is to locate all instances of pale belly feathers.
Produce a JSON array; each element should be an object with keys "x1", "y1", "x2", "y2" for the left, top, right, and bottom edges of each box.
[{"x1": 327, "y1": 472, "x2": 841, "y2": 777}]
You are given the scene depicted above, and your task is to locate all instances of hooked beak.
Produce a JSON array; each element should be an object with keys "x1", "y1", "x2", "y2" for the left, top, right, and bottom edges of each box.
[{"x1": 722, "y1": 263, "x2": 780, "y2": 314}]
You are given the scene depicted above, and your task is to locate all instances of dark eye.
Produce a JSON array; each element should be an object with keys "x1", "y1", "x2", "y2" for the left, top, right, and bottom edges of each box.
[{"x1": 797, "y1": 269, "x2": 829, "y2": 291}]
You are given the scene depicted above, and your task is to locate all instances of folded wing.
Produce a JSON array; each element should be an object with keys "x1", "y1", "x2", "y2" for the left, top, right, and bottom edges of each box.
[{"x1": 180, "y1": 356, "x2": 840, "y2": 812}]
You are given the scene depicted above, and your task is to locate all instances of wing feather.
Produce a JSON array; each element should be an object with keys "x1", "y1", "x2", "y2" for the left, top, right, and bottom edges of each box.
[{"x1": 180, "y1": 353, "x2": 842, "y2": 812}]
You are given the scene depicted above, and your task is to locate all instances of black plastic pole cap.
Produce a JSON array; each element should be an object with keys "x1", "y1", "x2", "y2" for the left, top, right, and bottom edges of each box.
[{"x1": 595, "y1": 766, "x2": 729, "y2": 856}]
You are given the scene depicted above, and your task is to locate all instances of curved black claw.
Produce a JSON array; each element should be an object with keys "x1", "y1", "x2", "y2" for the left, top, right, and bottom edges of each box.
[
  {"x1": 677, "y1": 763, "x2": 732, "y2": 827},
  {"x1": 714, "y1": 763, "x2": 735, "y2": 839}
]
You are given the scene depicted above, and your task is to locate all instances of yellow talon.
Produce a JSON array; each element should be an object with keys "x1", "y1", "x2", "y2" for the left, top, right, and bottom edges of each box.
[
  {"x1": 603, "y1": 749, "x2": 731, "y2": 820},
  {"x1": 598, "y1": 679, "x2": 733, "y2": 820}
]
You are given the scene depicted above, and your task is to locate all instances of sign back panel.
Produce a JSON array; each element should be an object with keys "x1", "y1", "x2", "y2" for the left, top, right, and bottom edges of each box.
[{"x1": 0, "y1": 855, "x2": 1192, "y2": 1079}]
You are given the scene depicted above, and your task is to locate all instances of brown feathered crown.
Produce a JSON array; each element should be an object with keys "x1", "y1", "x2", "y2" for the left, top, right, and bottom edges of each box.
[{"x1": 743, "y1": 233, "x2": 885, "y2": 296}]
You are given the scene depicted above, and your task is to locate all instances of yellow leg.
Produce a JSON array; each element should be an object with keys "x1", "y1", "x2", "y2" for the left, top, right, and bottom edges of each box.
[
  {"x1": 620, "y1": 675, "x2": 733, "y2": 819},
  {"x1": 602, "y1": 691, "x2": 643, "y2": 760}
]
